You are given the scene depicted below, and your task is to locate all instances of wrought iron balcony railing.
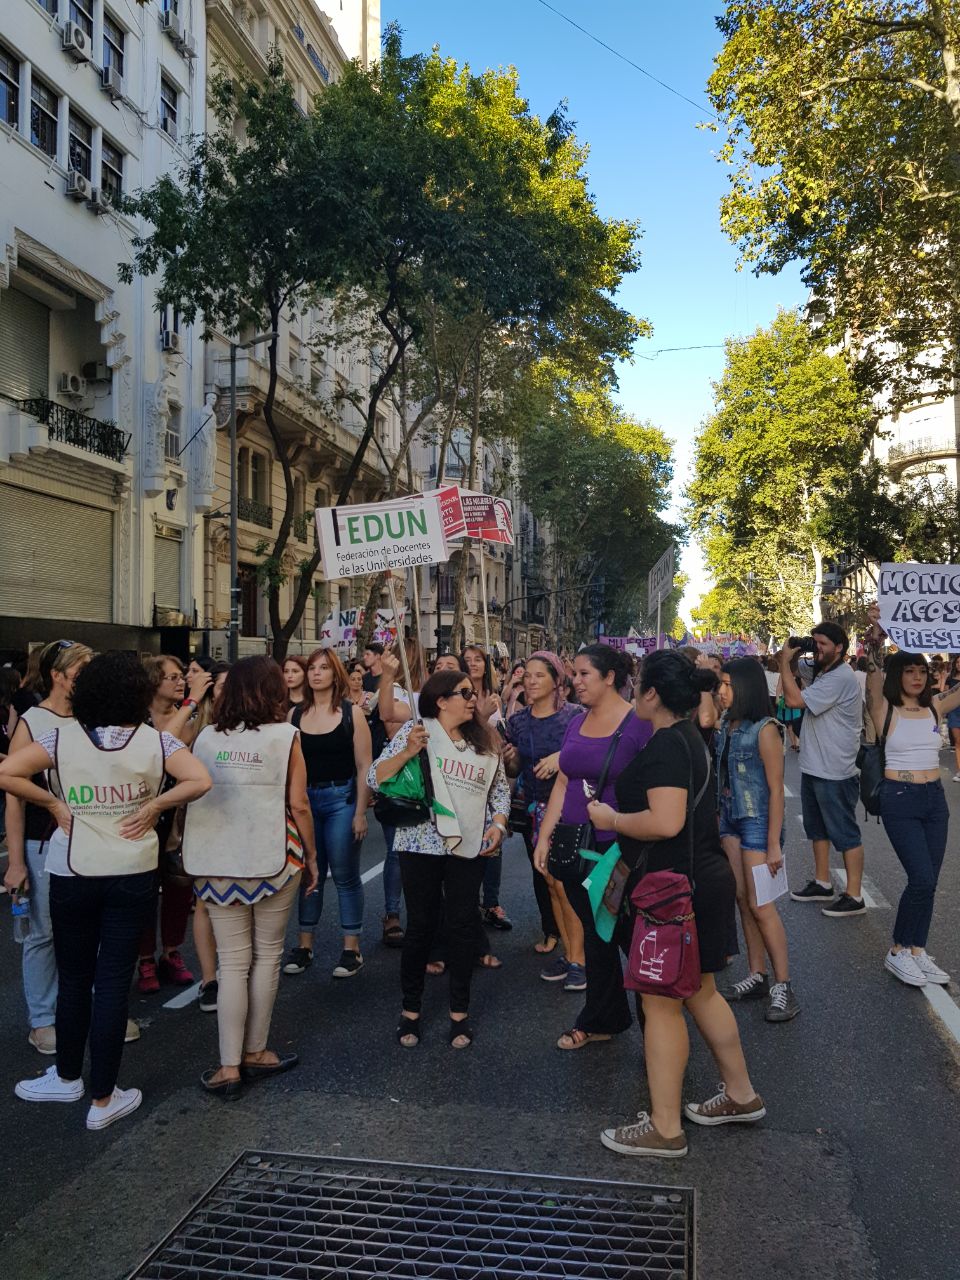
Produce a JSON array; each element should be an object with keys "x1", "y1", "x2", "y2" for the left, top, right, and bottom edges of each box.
[
  {"x1": 293, "y1": 511, "x2": 314, "y2": 542},
  {"x1": 17, "y1": 398, "x2": 130, "y2": 463},
  {"x1": 238, "y1": 495, "x2": 273, "y2": 528},
  {"x1": 888, "y1": 434, "x2": 958, "y2": 464}
]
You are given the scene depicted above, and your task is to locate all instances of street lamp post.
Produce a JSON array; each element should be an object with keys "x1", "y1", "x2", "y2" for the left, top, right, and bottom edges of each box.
[{"x1": 228, "y1": 331, "x2": 278, "y2": 663}]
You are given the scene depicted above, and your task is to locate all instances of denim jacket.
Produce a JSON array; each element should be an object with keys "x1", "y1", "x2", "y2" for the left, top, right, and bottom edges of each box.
[{"x1": 715, "y1": 715, "x2": 776, "y2": 823}]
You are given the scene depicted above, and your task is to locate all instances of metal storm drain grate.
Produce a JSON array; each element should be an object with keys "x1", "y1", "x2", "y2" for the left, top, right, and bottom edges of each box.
[{"x1": 128, "y1": 1152, "x2": 695, "y2": 1279}]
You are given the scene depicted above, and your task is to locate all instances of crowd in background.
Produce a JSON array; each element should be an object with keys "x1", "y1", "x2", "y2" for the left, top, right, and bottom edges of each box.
[{"x1": 1, "y1": 617, "x2": 956, "y2": 1155}]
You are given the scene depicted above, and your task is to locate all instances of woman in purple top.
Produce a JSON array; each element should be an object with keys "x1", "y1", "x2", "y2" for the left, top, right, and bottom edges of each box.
[{"x1": 535, "y1": 645, "x2": 651, "y2": 1049}]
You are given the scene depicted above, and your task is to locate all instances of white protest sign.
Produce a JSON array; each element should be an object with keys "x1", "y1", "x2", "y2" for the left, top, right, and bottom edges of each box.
[
  {"x1": 316, "y1": 494, "x2": 449, "y2": 580},
  {"x1": 878, "y1": 562, "x2": 960, "y2": 651},
  {"x1": 647, "y1": 545, "x2": 676, "y2": 613}
]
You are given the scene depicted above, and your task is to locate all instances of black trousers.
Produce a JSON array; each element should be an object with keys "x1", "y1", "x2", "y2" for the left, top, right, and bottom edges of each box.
[
  {"x1": 50, "y1": 870, "x2": 157, "y2": 1099},
  {"x1": 563, "y1": 871, "x2": 632, "y2": 1036},
  {"x1": 522, "y1": 832, "x2": 559, "y2": 939},
  {"x1": 399, "y1": 851, "x2": 486, "y2": 1015}
]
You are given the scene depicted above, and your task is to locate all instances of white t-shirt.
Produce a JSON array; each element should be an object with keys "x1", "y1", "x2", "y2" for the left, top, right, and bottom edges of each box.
[
  {"x1": 798, "y1": 664, "x2": 862, "y2": 781},
  {"x1": 35, "y1": 726, "x2": 185, "y2": 876}
]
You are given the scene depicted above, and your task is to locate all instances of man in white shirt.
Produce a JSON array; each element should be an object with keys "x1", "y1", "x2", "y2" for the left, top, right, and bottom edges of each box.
[{"x1": 779, "y1": 623, "x2": 867, "y2": 918}]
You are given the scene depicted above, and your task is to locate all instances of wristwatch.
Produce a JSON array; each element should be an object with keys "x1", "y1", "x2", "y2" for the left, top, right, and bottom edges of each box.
[{"x1": 492, "y1": 820, "x2": 509, "y2": 837}]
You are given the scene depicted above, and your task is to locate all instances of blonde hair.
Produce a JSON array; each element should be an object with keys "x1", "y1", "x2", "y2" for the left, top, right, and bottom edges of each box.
[{"x1": 37, "y1": 640, "x2": 94, "y2": 696}]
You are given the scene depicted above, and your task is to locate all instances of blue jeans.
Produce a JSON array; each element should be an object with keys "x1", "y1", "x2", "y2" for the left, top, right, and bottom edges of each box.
[
  {"x1": 880, "y1": 779, "x2": 949, "y2": 947},
  {"x1": 800, "y1": 773, "x2": 862, "y2": 852},
  {"x1": 298, "y1": 782, "x2": 364, "y2": 936},
  {"x1": 481, "y1": 854, "x2": 502, "y2": 909},
  {"x1": 23, "y1": 839, "x2": 58, "y2": 1028},
  {"x1": 381, "y1": 825, "x2": 402, "y2": 917}
]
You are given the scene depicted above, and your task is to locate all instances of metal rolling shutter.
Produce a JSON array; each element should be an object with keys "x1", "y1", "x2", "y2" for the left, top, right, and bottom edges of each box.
[
  {"x1": 154, "y1": 532, "x2": 182, "y2": 610},
  {"x1": 0, "y1": 484, "x2": 113, "y2": 619},
  {"x1": 0, "y1": 287, "x2": 50, "y2": 400}
]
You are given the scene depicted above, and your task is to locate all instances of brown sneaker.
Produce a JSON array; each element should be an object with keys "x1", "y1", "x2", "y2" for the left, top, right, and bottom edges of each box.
[
  {"x1": 684, "y1": 1083, "x2": 766, "y2": 1126},
  {"x1": 600, "y1": 1112, "x2": 687, "y2": 1158},
  {"x1": 28, "y1": 1026, "x2": 56, "y2": 1055}
]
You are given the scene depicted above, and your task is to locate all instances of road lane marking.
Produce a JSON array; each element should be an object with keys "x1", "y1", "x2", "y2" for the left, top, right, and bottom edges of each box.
[
  {"x1": 164, "y1": 982, "x2": 201, "y2": 1009},
  {"x1": 922, "y1": 982, "x2": 960, "y2": 1048},
  {"x1": 784, "y1": 785, "x2": 795, "y2": 798},
  {"x1": 831, "y1": 869, "x2": 890, "y2": 911},
  {"x1": 361, "y1": 860, "x2": 385, "y2": 884}
]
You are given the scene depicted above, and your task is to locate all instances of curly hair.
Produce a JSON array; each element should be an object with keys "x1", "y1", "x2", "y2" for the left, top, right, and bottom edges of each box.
[
  {"x1": 419, "y1": 670, "x2": 495, "y2": 755},
  {"x1": 71, "y1": 652, "x2": 155, "y2": 729},
  {"x1": 214, "y1": 657, "x2": 287, "y2": 732}
]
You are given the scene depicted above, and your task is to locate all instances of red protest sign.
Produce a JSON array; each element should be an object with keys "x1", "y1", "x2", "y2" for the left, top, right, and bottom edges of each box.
[{"x1": 456, "y1": 491, "x2": 515, "y2": 545}]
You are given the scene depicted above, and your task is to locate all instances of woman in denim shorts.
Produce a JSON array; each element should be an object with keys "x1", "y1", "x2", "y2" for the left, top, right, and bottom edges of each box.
[{"x1": 715, "y1": 660, "x2": 799, "y2": 1023}]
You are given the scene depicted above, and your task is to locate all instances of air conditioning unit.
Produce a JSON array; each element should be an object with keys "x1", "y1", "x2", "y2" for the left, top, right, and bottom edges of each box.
[
  {"x1": 100, "y1": 64, "x2": 124, "y2": 99},
  {"x1": 88, "y1": 188, "x2": 113, "y2": 215},
  {"x1": 81, "y1": 361, "x2": 112, "y2": 383},
  {"x1": 160, "y1": 115, "x2": 178, "y2": 143},
  {"x1": 66, "y1": 170, "x2": 93, "y2": 201},
  {"x1": 58, "y1": 372, "x2": 87, "y2": 398},
  {"x1": 61, "y1": 21, "x2": 91, "y2": 62},
  {"x1": 160, "y1": 11, "x2": 184, "y2": 44},
  {"x1": 180, "y1": 34, "x2": 197, "y2": 59},
  {"x1": 161, "y1": 329, "x2": 182, "y2": 354}
]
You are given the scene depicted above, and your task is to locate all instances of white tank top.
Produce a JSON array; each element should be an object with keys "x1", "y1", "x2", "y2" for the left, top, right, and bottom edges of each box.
[
  {"x1": 884, "y1": 710, "x2": 941, "y2": 773},
  {"x1": 182, "y1": 721, "x2": 296, "y2": 878},
  {"x1": 21, "y1": 705, "x2": 71, "y2": 799},
  {"x1": 56, "y1": 721, "x2": 165, "y2": 875}
]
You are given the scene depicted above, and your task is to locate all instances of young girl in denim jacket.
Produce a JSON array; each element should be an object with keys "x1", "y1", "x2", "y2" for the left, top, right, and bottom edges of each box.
[{"x1": 716, "y1": 659, "x2": 799, "y2": 1023}]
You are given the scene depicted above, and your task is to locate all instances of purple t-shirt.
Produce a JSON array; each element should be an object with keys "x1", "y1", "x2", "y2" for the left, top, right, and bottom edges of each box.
[{"x1": 559, "y1": 710, "x2": 652, "y2": 840}]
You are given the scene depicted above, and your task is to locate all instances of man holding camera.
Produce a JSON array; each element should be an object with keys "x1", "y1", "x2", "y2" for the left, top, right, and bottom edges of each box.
[{"x1": 779, "y1": 623, "x2": 867, "y2": 917}]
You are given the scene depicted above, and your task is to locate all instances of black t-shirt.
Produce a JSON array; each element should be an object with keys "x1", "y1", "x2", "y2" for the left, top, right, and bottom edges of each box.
[
  {"x1": 362, "y1": 672, "x2": 379, "y2": 694},
  {"x1": 614, "y1": 718, "x2": 724, "y2": 879},
  {"x1": 12, "y1": 688, "x2": 40, "y2": 718}
]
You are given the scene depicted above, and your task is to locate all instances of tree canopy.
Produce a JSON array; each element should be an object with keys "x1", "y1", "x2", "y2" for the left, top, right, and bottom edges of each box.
[
  {"x1": 688, "y1": 309, "x2": 872, "y2": 635},
  {"x1": 709, "y1": 0, "x2": 960, "y2": 407}
]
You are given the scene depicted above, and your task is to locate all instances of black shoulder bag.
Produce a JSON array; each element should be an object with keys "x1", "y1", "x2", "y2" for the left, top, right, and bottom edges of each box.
[
  {"x1": 547, "y1": 715, "x2": 628, "y2": 882},
  {"x1": 856, "y1": 704, "x2": 893, "y2": 818}
]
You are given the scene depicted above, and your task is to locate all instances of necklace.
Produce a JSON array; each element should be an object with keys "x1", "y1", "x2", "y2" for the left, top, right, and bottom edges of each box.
[{"x1": 451, "y1": 736, "x2": 468, "y2": 752}]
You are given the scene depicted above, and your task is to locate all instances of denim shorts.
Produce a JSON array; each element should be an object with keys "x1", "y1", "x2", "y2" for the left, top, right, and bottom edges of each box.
[
  {"x1": 718, "y1": 794, "x2": 776, "y2": 852},
  {"x1": 800, "y1": 773, "x2": 861, "y2": 852}
]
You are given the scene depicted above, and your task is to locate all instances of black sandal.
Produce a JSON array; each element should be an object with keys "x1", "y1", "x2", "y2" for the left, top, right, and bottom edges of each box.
[
  {"x1": 449, "y1": 1017, "x2": 474, "y2": 1049},
  {"x1": 382, "y1": 915, "x2": 405, "y2": 948},
  {"x1": 396, "y1": 1014, "x2": 421, "y2": 1048}
]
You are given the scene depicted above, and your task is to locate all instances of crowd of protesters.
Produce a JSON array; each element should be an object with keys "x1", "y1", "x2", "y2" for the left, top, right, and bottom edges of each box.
[{"x1": 0, "y1": 612, "x2": 954, "y2": 1155}]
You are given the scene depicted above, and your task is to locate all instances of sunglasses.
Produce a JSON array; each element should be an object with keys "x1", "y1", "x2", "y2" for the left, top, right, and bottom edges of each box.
[{"x1": 448, "y1": 688, "x2": 478, "y2": 701}]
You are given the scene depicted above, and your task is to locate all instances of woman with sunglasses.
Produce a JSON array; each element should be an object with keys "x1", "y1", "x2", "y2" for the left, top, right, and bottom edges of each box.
[
  {"x1": 371, "y1": 670, "x2": 510, "y2": 1049},
  {"x1": 3, "y1": 640, "x2": 93, "y2": 1056}
]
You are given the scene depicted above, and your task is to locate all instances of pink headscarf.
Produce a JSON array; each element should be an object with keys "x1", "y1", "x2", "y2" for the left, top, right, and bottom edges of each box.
[{"x1": 528, "y1": 650, "x2": 568, "y2": 712}]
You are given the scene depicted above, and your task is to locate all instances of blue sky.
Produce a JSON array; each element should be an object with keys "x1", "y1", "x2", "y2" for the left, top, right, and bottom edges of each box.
[{"x1": 391, "y1": 0, "x2": 805, "y2": 624}]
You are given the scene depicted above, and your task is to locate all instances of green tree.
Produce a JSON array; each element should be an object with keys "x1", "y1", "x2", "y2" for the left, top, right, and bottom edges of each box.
[
  {"x1": 710, "y1": 0, "x2": 960, "y2": 407},
  {"x1": 518, "y1": 368, "x2": 677, "y2": 647},
  {"x1": 123, "y1": 33, "x2": 641, "y2": 659},
  {"x1": 688, "y1": 309, "x2": 873, "y2": 636}
]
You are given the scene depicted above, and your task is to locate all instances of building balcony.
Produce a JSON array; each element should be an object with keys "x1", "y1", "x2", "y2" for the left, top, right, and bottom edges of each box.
[
  {"x1": 238, "y1": 495, "x2": 273, "y2": 528},
  {"x1": 293, "y1": 511, "x2": 315, "y2": 542},
  {"x1": 16, "y1": 398, "x2": 130, "y2": 463},
  {"x1": 887, "y1": 435, "x2": 958, "y2": 470}
]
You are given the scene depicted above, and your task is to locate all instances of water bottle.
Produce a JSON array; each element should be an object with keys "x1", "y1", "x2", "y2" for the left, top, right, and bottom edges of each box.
[{"x1": 11, "y1": 890, "x2": 30, "y2": 944}]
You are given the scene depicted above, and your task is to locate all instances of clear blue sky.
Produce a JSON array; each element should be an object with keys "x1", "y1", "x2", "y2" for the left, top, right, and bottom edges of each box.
[{"x1": 391, "y1": 0, "x2": 805, "y2": 624}]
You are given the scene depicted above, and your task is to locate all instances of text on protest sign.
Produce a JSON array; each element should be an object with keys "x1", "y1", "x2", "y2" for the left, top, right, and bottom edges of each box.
[
  {"x1": 878, "y1": 562, "x2": 960, "y2": 650},
  {"x1": 647, "y1": 545, "x2": 676, "y2": 613},
  {"x1": 316, "y1": 494, "x2": 449, "y2": 580},
  {"x1": 452, "y1": 491, "x2": 515, "y2": 545}
]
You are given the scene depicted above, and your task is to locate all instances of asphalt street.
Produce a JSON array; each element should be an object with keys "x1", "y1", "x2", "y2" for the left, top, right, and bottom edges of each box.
[{"x1": 1, "y1": 747, "x2": 959, "y2": 1280}]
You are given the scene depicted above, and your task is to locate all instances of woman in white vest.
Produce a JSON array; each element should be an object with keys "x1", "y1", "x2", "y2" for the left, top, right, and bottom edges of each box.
[
  {"x1": 0, "y1": 652, "x2": 211, "y2": 1130},
  {"x1": 183, "y1": 656, "x2": 319, "y2": 1098},
  {"x1": 3, "y1": 640, "x2": 93, "y2": 1056},
  {"x1": 370, "y1": 668, "x2": 510, "y2": 1050}
]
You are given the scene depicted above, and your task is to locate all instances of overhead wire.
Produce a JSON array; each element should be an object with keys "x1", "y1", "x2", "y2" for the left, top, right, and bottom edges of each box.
[{"x1": 531, "y1": 0, "x2": 718, "y2": 120}]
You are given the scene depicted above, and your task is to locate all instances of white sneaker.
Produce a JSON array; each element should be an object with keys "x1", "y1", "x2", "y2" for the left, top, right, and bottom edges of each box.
[
  {"x1": 913, "y1": 951, "x2": 950, "y2": 985},
  {"x1": 86, "y1": 1086, "x2": 142, "y2": 1130},
  {"x1": 15, "y1": 1065, "x2": 84, "y2": 1104},
  {"x1": 884, "y1": 949, "x2": 926, "y2": 987},
  {"x1": 952, "y1": 772, "x2": 960, "y2": 782}
]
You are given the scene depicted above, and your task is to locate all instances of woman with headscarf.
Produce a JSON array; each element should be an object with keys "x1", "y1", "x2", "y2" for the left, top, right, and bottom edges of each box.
[{"x1": 503, "y1": 652, "x2": 584, "y2": 960}]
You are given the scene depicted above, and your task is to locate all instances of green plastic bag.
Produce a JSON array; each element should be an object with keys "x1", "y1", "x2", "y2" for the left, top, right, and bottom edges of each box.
[
  {"x1": 581, "y1": 843, "x2": 625, "y2": 943},
  {"x1": 378, "y1": 756, "x2": 426, "y2": 801}
]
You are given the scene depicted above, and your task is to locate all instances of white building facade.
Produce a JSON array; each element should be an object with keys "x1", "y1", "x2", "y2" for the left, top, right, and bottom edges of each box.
[{"x1": 0, "y1": 0, "x2": 208, "y2": 657}]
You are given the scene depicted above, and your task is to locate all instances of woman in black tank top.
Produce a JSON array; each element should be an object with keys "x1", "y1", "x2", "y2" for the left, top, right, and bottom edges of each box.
[{"x1": 283, "y1": 648, "x2": 372, "y2": 981}]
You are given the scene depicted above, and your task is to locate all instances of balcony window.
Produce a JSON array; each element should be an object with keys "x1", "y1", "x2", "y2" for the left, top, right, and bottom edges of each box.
[
  {"x1": 30, "y1": 78, "x2": 58, "y2": 159},
  {"x1": 0, "y1": 46, "x2": 18, "y2": 130},
  {"x1": 160, "y1": 77, "x2": 178, "y2": 133},
  {"x1": 35, "y1": 1, "x2": 59, "y2": 15},
  {"x1": 164, "y1": 406, "x2": 181, "y2": 462},
  {"x1": 69, "y1": 0, "x2": 94, "y2": 38},
  {"x1": 250, "y1": 450, "x2": 268, "y2": 504},
  {"x1": 101, "y1": 138, "x2": 123, "y2": 200},
  {"x1": 103, "y1": 13, "x2": 125, "y2": 79},
  {"x1": 68, "y1": 111, "x2": 92, "y2": 179}
]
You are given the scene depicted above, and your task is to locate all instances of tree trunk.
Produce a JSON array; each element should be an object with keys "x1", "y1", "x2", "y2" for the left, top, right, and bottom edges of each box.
[
  {"x1": 449, "y1": 538, "x2": 472, "y2": 652},
  {"x1": 811, "y1": 544, "x2": 825, "y2": 623}
]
